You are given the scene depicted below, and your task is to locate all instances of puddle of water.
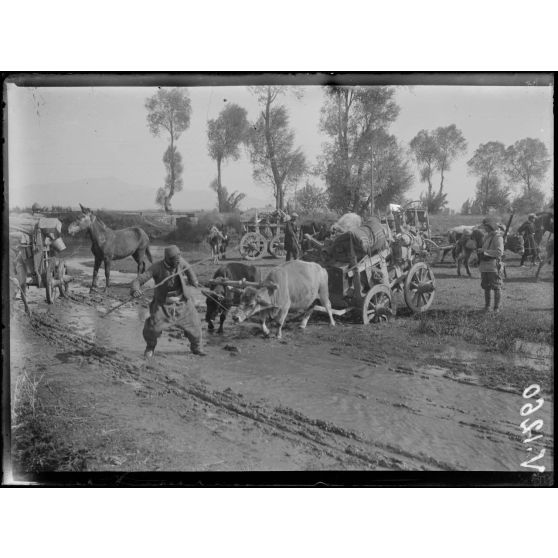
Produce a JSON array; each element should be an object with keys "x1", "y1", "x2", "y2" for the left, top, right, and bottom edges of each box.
[{"x1": 61, "y1": 304, "x2": 148, "y2": 353}]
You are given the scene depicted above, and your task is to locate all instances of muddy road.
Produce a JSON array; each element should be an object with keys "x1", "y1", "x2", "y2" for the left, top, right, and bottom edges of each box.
[{"x1": 9, "y1": 240, "x2": 554, "y2": 473}]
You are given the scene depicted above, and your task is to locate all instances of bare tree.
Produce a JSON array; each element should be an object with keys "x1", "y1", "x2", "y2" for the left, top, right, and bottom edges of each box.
[
  {"x1": 467, "y1": 141, "x2": 507, "y2": 214},
  {"x1": 320, "y1": 86, "x2": 401, "y2": 213},
  {"x1": 247, "y1": 86, "x2": 307, "y2": 211},
  {"x1": 207, "y1": 103, "x2": 249, "y2": 212},
  {"x1": 504, "y1": 138, "x2": 550, "y2": 192},
  {"x1": 434, "y1": 124, "x2": 467, "y2": 193},
  {"x1": 145, "y1": 88, "x2": 192, "y2": 212},
  {"x1": 409, "y1": 130, "x2": 439, "y2": 211}
]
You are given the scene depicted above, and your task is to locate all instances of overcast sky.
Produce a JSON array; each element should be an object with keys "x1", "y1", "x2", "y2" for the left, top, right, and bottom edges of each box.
[{"x1": 7, "y1": 82, "x2": 553, "y2": 212}]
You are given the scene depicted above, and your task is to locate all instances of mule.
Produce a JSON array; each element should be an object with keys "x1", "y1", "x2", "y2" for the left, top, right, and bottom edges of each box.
[{"x1": 68, "y1": 204, "x2": 152, "y2": 292}]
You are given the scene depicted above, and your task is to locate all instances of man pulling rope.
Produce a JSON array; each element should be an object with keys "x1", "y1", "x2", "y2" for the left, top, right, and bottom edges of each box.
[{"x1": 130, "y1": 245, "x2": 206, "y2": 359}]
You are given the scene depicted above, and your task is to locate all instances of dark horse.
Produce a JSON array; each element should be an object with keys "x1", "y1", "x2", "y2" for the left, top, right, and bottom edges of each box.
[
  {"x1": 455, "y1": 228, "x2": 485, "y2": 277},
  {"x1": 68, "y1": 204, "x2": 152, "y2": 292}
]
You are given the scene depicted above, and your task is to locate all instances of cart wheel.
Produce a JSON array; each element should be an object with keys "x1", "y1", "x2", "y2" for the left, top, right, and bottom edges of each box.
[
  {"x1": 239, "y1": 232, "x2": 266, "y2": 260},
  {"x1": 268, "y1": 233, "x2": 286, "y2": 258},
  {"x1": 45, "y1": 262, "x2": 58, "y2": 304},
  {"x1": 57, "y1": 261, "x2": 68, "y2": 297},
  {"x1": 362, "y1": 284, "x2": 395, "y2": 324},
  {"x1": 423, "y1": 239, "x2": 441, "y2": 266},
  {"x1": 404, "y1": 261, "x2": 436, "y2": 313}
]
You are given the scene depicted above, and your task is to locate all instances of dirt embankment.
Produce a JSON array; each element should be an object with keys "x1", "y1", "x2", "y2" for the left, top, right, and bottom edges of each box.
[{"x1": 8, "y1": 240, "x2": 554, "y2": 475}]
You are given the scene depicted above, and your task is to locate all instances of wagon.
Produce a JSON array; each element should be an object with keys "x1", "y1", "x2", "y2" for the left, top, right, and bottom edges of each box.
[
  {"x1": 13, "y1": 218, "x2": 73, "y2": 308},
  {"x1": 388, "y1": 201, "x2": 453, "y2": 265},
  {"x1": 238, "y1": 210, "x2": 287, "y2": 260},
  {"x1": 305, "y1": 219, "x2": 436, "y2": 323}
]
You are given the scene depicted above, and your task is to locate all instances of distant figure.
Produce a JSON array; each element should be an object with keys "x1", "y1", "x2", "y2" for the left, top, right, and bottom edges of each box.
[
  {"x1": 207, "y1": 224, "x2": 226, "y2": 264},
  {"x1": 518, "y1": 214, "x2": 538, "y2": 267},
  {"x1": 478, "y1": 216, "x2": 504, "y2": 313},
  {"x1": 284, "y1": 212, "x2": 300, "y2": 261}
]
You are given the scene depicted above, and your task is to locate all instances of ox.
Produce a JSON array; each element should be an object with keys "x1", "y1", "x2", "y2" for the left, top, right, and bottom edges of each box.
[
  {"x1": 204, "y1": 263, "x2": 259, "y2": 334},
  {"x1": 232, "y1": 260, "x2": 335, "y2": 338}
]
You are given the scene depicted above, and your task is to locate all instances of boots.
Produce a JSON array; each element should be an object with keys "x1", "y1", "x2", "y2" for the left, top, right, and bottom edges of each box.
[
  {"x1": 493, "y1": 289, "x2": 501, "y2": 313},
  {"x1": 484, "y1": 289, "x2": 491, "y2": 312}
]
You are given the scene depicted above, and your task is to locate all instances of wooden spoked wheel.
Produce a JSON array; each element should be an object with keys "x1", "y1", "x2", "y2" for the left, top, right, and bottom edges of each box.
[
  {"x1": 404, "y1": 261, "x2": 436, "y2": 313},
  {"x1": 268, "y1": 233, "x2": 286, "y2": 258},
  {"x1": 239, "y1": 232, "x2": 267, "y2": 260},
  {"x1": 362, "y1": 284, "x2": 395, "y2": 324},
  {"x1": 57, "y1": 260, "x2": 68, "y2": 297},
  {"x1": 45, "y1": 261, "x2": 59, "y2": 304}
]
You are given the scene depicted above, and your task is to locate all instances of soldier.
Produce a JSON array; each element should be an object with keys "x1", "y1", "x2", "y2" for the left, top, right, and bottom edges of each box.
[
  {"x1": 130, "y1": 245, "x2": 206, "y2": 358},
  {"x1": 518, "y1": 213, "x2": 537, "y2": 267},
  {"x1": 284, "y1": 212, "x2": 300, "y2": 261},
  {"x1": 478, "y1": 216, "x2": 505, "y2": 313}
]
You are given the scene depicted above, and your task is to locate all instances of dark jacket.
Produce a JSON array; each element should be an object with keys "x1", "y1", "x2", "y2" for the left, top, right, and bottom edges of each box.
[
  {"x1": 284, "y1": 221, "x2": 299, "y2": 250},
  {"x1": 518, "y1": 220, "x2": 536, "y2": 237},
  {"x1": 132, "y1": 257, "x2": 198, "y2": 307}
]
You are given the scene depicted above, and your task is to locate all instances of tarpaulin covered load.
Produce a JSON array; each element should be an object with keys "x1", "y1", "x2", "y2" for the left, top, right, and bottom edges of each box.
[{"x1": 326, "y1": 216, "x2": 388, "y2": 262}]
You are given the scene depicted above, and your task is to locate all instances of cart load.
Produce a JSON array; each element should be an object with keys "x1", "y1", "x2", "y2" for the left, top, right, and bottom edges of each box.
[{"x1": 324, "y1": 216, "x2": 388, "y2": 263}]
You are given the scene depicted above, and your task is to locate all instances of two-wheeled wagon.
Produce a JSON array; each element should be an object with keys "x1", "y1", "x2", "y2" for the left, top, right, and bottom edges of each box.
[
  {"x1": 238, "y1": 210, "x2": 287, "y2": 260},
  {"x1": 12, "y1": 218, "x2": 72, "y2": 311}
]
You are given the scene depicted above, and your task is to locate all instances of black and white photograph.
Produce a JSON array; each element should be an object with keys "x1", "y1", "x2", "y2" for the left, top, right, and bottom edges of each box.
[{"x1": 2, "y1": 73, "x2": 554, "y2": 484}]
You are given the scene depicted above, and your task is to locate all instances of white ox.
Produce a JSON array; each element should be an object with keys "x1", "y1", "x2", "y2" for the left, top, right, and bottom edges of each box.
[
  {"x1": 331, "y1": 212, "x2": 362, "y2": 234},
  {"x1": 232, "y1": 260, "x2": 335, "y2": 338}
]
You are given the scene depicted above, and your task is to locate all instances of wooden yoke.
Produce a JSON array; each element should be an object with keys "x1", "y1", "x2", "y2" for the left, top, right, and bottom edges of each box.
[{"x1": 205, "y1": 277, "x2": 264, "y2": 289}]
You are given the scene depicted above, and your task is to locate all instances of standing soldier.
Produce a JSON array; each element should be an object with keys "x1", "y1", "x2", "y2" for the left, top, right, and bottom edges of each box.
[
  {"x1": 130, "y1": 245, "x2": 206, "y2": 358},
  {"x1": 284, "y1": 212, "x2": 300, "y2": 261},
  {"x1": 518, "y1": 213, "x2": 537, "y2": 267},
  {"x1": 478, "y1": 216, "x2": 505, "y2": 313}
]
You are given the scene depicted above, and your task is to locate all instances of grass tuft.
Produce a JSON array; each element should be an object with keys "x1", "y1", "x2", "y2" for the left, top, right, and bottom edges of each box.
[{"x1": 416, "y1": 309, "x2": 553, "y2": 352}]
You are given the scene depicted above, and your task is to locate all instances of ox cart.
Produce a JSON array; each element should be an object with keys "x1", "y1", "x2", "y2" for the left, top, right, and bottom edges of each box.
[
  {"x1": 12, "y1": 218, "x2": 73, "y2": 309},
  {"x1": 304, "y1": 218, "x2": 436, "y2": 323},
  {"x1": 239, "y1": 210, "x2": 287, "y2": 260}
]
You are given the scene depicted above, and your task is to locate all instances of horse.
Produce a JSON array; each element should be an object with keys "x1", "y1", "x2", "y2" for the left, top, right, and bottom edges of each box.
[
  {"x1": 455, "y1": 228, "x2": 485, "y2": 277},
  {"x1": 68, "y1": 204, "x2": 152, "y2": 292}
]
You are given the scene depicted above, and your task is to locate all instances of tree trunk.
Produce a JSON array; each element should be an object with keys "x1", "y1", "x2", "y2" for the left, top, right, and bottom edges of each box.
[
  {"x1": 439, "y1": 166, "x2": 445, "y2": 194},
  {"x1": 217, "y1": 157, "x2": 223, "y2": 212}
]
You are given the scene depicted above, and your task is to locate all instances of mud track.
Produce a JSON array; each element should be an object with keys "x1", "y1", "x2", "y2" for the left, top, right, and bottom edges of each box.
[{"x1": 24, "y1": 306, "x2": 438, "y2": 470}]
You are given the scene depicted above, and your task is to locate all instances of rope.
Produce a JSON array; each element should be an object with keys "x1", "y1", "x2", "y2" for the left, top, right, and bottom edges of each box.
[{"x1": 101, "y1": 254, "x2": 218, "y2": 318}]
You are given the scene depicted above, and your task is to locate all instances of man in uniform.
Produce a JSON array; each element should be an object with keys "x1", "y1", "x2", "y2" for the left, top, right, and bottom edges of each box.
[
  {"x1": 478, "y1": 216, "x2": 505, "y2": 313},
  {"x1": 518, "y1": 213, "x2": 537, "y2": 267},
  {"x1": 130, "y1": 245, "x2": 206, "y2": 358},
  {"x1": 284, "y1": 212, "x2": 300, "y2": 261}
]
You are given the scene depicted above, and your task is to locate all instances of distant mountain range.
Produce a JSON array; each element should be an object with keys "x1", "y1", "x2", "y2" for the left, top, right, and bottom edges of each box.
[{"x1": 9, "y1": 177, "x2": 273, "y2": 212}]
